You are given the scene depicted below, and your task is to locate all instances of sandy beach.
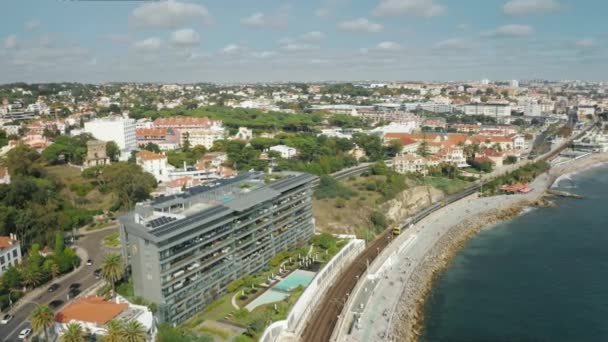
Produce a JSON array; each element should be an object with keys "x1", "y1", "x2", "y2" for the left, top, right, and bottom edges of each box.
[{"x1": 385, "y1": 152, "x2": 608, "y2": 342}]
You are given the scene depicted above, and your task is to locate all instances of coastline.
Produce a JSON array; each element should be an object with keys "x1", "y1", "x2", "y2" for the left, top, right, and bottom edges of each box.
[{"x1": 391, "y1": 152, "x2": 608, "y2": 342}]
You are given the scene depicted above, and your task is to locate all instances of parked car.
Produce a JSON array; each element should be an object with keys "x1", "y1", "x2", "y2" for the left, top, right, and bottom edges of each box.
[
  {"x1": 93, "y1": 269, "x2": 102, "y2": 279},
  {"x1": 0, "y1": 314, "x2": 12, "y2": 324},
  {"x1": 69, "y1": 283, "x2": 80, "y2": 291},
  {"x1": 47, "y1": 283, "x2": 60, "y2": 293},
  {"x1": 18, "y1": 328, "x2": 32, "y2": 339}
]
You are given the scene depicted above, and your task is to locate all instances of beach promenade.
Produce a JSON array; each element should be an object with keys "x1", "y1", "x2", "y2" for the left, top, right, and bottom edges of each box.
[{"x1": 335, "y1": 152, "x2": 608, "y2": 342}]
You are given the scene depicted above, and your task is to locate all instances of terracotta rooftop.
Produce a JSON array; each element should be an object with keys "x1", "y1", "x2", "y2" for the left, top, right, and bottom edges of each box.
[
  {"x1": 0, "y1": 236, "x2": 17, "y2": 249},
  {"x1": 136, "y1": 128, "x2": 167, "y2": 137},
  {"x1": 137, "y1": 150, "x2": 166, "y2": 161},
  {"x1": 55, "y1": 296, "x2": 128, "y2": 325},
  {"x1": 154, "y1": 116, "x2": 217, "y2": 127}
]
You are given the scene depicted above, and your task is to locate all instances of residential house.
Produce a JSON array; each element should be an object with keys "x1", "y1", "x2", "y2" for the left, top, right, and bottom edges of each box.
[
  {"x1": 0, "y1": 166, "x2": 10, "y2": 184},
  {"x1": 54, "y1": 296, "x2": 155, "y2": 339},
  {"x1": 0, "y1": 234, "x2": 21, "y2": 275},
  {"x1": 268, "y1": 145, "x2": 298, "y2": 159},
  {"x1": 136, "y1": 151, "x2": 174, "y2": 183}
]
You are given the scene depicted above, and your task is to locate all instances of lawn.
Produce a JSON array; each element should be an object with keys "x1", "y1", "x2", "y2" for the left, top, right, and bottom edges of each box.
[
  {"x1": 45, "y1": 165, "x2": 115, "y2": 212},
  {"x1": 103, "y1": 232, "x2": 120, "y2": 248},
  {"x1": 423, "y1": 177, "x2": 470, "y2": 195}
]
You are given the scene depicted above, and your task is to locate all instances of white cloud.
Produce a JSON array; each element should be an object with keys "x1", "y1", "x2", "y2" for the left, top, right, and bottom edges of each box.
[
  {"x1": 252, "y1": 51, "x2": 276, "y2": 59},
  {"x1": 24, "y1": 20, "x2": 41, "y2": 31},
  {"x1": 130, "y1": 0, "x2": 211, "y2": 29},
  {"x1": 481, "y1": 24, "x2": 534, "y2": 38},
  {"x1": 338, "y1": 18, "x2": 383, "y2": 34},
  {"x1": 221, "y1": 44, "x2": 242, "y2": 54},
  {"x1": 376, "y1": 41, "x2": 401, "y2": 50},
  {"x1": 373, "y1": 0, "x2": 446, "y2": 18},
  {"x1": 133, "y1": 37, "x2": 162, "y2": 52},
  {"x1": 4, "y1": 35, "x2": 17, "y2": 49},
  {"x1": 503, "y1": 0, "x2": 562, "y2": 15},
  {"x1": 434, "y1": 38, "x2": 472, "y2": 50},
  {"x1": 301, "y1": 31, "x2": 324, "y2": 42},
  {"x1": 280, "y1": 43, "x2": 317, "y2": 52},
  {"x1": 575, "y1": 38, "x2": 596, "y2": 48},
  {"x1": 170, "y1": 29, "x2": 200, "y2": 46},
  {"x1": 240, "y1": 6, "x2": 290, "y2": 29}
]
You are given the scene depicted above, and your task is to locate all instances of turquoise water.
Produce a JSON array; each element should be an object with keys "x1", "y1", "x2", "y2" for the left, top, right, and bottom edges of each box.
[
  {"x1": 245, "y1": 270, "x2": 316, "y2": 311},
  {"x1": 274, "y1": 270, "x2": 315, "y2": 292},
  {"x1": 422, "y1": 164, "x2": 608, "y2": 341}
]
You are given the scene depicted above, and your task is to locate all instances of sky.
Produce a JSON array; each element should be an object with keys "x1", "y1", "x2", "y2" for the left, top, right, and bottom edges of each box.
[{"x1": 1, "y1": 0, "x2": 607, "y2": 83}]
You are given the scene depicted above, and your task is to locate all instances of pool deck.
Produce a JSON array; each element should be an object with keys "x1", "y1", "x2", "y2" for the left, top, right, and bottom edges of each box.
[{"x1": 245, "y1": 269, "x2": 316, "y2": 311}]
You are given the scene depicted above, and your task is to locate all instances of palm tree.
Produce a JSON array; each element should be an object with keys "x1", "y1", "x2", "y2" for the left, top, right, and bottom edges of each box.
[
  {"x1": 31, "y1": 304, "x2": 54, "y2": 341},
  {"x1": 100, "y1": 254, "x2": 124, "y2": 297},
  {"x1": 103, "y1": 320, "x2": 124, "y2": 342},
  {"x1": 51, "y1": 262, "x2": 61, "y2": 279},
  {"x1": 21, "y1": 267, "x2": 42, "y2": 290},
  {"x1": 122, "y1": 320, "x2": 147, "y2": 342},
  {"x1": 60, "y1": 322, "x2": 85, "y2": 342}
]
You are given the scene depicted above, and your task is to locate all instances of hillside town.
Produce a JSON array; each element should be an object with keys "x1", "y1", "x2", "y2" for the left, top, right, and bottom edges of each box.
[{"x1": 0, "y1": 79, "x2": 606, "y2": 341}]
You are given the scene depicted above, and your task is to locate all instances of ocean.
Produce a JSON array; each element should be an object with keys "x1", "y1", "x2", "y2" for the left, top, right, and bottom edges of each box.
[{"x1": 421, "y1": 164, "x2": 608, "y2": 342}]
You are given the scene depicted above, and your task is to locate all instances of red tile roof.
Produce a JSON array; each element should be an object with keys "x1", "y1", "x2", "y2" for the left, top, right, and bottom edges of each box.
[
  {"x1": 136, "y1": 128, "x2": 167, "y2": 137},
  {"x1": 55, "y1": 296, "x2": 128, "y2": 325},
  {"x1": 0, "y1": 236, "x2": 17, "y2": 249},
  {"x1": 137, "y1": 150, "x2": 166, "y2": 161}
]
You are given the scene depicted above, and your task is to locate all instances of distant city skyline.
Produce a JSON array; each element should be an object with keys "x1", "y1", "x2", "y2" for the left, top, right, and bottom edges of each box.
[{"x1": 2, "y1": 0, "x2": 607, "y2": 83}]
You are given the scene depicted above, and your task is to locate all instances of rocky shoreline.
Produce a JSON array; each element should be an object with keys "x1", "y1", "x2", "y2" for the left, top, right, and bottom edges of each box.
[{"x1": 391, "y1": 153, "x2": 608, "y2": 342}]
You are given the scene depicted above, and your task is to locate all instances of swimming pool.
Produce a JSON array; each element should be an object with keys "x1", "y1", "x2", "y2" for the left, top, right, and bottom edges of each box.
[
  {"x1": 245, "y1": 270, "x2": 316, "y2": 311},
  {"x1": 273, "y1": 270, "x2": 315, "y2": 292}
]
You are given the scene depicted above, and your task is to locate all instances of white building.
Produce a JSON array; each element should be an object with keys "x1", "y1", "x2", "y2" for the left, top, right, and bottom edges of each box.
[
  {"x1": 268, "y1": 145, "x2": 298, "y2": 159},
  {"x1": 510, "y1": 80, "x2": 519, "y2": 88},
  {"x1": 464, "y1": 103, "x2": 512, "y2": 117},
  {"x1": 54, "y1": 296, "x2": 156, "y2": 340},
  {"x1": 234, "y1": 127, "x2": 253, "y2": 141},
  {"x1": 182, "y1": 128, "x2": 225, "y2": 149},
  {"x1": 136, "y1": 151, "x2": 174, "y2": 183},
  {"x1": 84, "y1": 115, "x2": 136, "y2": 161},
  {"x1": 0, "y1": 234, "x2": 21, "y2": 275},
  {"x1": 524, "y1": 101, "x2": 542, "y2": 116}
]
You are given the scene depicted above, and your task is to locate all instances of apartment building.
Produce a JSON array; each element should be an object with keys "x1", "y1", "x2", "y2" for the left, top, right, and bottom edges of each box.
[
  {"x1": 84, "y1": 115, "x2": 136, "y2": 160},
  {"x1": 464, "y1": 103, "x2": 512, "y2": 117},
  {"x1": 136, "y1": 151, "x2": 174, "y2": 183},
  {"x1": 119, "y1": 171, "x2": 317, "y2": 324}
]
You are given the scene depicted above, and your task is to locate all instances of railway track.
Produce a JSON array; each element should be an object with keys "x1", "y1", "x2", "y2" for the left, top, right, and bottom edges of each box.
[{"x1": 301, "y1": 125, "x2": 592, "y2": 342}]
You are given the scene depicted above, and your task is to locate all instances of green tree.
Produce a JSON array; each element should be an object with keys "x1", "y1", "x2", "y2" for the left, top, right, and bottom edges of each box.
[
  {"x1": 122, "y1": 320, "x2": 147, "y2": 342},
  {"x1": 60, "y1": 322, "x2": 85, "y2": 342},
  {"x1": 416, "y1": 140, "x2": 430, "y2": 157},
  {"x1": 54, "y1": 231, "x2": 65, "y2": 257},
  {"x1": 6, "y1": 144, "x2": 45, "y2": 177},
  {"x1": 103, "y1": 320, "x2": 125, "y2": 342},
  {"x1": 101, "y1": 254, "x2": 124, "y2": 297},
  {"x1": 21, "y1": 267, "x2": 42, "y2": 290},
  {"x1": 31, "y1": 304, "x2": 54, "y2": 341},
  {"x1": 143, "y1": 143, "x2": 161, "y2": 153},
  {"x1": 2, "y1": 266, "x2": 21, "y2": 288},
  {"x1": 101, "y1": 163, "x2": 157, "y2": 209},
  {"x1": 106, "y1": 141, "x2": 120, "y2": 162}
]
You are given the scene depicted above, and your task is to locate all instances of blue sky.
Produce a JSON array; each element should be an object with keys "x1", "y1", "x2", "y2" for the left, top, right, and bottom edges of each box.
[{"x1": 1, "y1": 0, "x2": 606, "y2": 83}]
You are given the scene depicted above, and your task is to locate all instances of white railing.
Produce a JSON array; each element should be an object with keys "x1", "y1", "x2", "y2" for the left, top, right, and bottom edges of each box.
[{"x1": 258, "y1": 238, "x2": 366, "y2": 342}]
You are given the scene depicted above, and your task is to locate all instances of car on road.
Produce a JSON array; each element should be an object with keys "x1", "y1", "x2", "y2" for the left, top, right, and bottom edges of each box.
[
  {"x1": 68, "y1": 288, "x2": 81, "y2": 299},
  {"x1": 0, "y1": 314, "x2": 13, "y2": 324},
  {"x1": 86, "y1": 259, "x2": 93, "y2": 266},
  {"x1": 94, "y1": 269, "x2": 101, "y2": 279},
  {"x1": 49, "y1": 300, "x2": 64, "y2": 309},
  {"x1": 69, "y1": 283, "x2": 80, "y2": 290},
  {"x1": 18, "y1": 328, "x2": 32, "y2": 339},
  {"x1": 47, "y1": 283, "x2": 60, "y2": 293}
]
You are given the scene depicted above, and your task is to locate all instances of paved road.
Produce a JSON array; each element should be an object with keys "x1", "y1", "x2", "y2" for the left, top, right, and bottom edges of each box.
[{"x1": 0, "y1": 228, "x2": 117, "y2": 341}]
